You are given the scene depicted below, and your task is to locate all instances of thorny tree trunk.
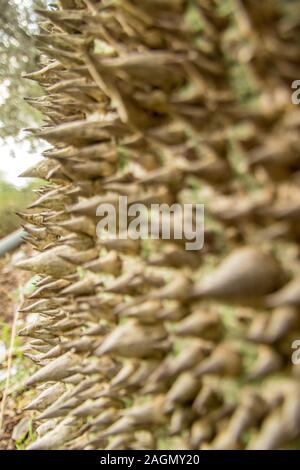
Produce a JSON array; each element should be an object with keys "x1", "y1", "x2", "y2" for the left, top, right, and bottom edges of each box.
[{"x1": 16, "y1": 0, "x2": 300, "y2": 450}]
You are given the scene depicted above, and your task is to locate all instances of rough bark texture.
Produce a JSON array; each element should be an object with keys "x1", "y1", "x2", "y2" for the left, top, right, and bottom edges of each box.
[{"x1": 18, "y1": 0, "x2": 300, "y2": 450}]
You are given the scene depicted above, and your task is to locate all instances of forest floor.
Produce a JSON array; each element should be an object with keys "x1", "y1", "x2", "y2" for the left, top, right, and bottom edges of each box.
[{"x1": 0, "y1": 247, "x2": 36, "y2": 450}]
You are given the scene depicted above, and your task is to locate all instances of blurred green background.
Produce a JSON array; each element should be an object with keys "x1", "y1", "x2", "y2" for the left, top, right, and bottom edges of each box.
[
  {"x1": 0, "y1": 0, "x2": 46, "y2": 239},
  {"x1": 0, "y1": 175, "x2": 40, "y2": 238}
]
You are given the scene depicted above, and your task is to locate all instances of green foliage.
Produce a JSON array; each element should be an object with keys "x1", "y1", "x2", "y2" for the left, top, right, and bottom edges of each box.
[
  {"x1": 0, "y1": 321, "x2": 35, "y2": 393},
  {"x1": 0, "y1": 173, "x2": 38, "y2": 237},
  {"x1": 16, "y1": 419, "x2": 37, "y2": 450},
  {"x1": 0, "y1": 0, "x2": 45, "y2": 145}
]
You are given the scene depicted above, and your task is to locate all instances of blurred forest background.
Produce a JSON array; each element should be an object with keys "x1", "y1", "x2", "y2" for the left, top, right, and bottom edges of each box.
[{"x1": 0, "y1": 0, "x2": 45, "y2": 238}]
